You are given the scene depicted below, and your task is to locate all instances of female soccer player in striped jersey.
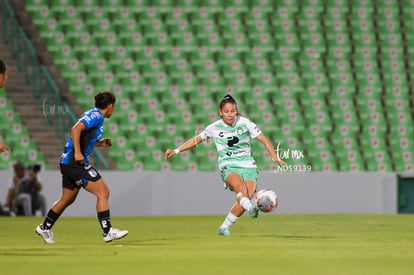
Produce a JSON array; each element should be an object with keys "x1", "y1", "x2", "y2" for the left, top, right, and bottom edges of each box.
[{"x1": 165, "y1": 95, "x2": 286, "y2": 236}]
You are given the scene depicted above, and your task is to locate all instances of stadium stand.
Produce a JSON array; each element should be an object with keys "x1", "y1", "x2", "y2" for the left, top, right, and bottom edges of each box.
[
  {"x1": 20, "y1": 0, "x2": 414, "y2": 172},
  {"x1": 0, "y1": 88, "x2": 46, "y2": 169}
]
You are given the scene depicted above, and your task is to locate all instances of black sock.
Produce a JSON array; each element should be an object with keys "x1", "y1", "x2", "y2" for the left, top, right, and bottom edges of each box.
[
  {"x1": 98, "y1": 210, "x2": 112, "y2": 234},
  {"x1": 43, "y1": 209, "x2": 60, "y2": 229}
]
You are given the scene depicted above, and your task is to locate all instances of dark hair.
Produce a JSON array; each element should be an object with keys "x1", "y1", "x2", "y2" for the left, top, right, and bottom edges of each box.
[
  {"x1": 13, "y1": 161, "x2": 25, "y2": 172},
  {"x1": 219, "y1": 94, "x2": 237, "y2": 110},
  {"x1": 28, "y1": 164, "x2": 42, "y2": 173},
  {"x1": 219, "y1": 94, "x2": 240, "y2": 116},
  {"x1": 94, "y1": 91, "x2": 116, "y2": 109},
  {"x1": 0, "y1": 60, "x2": 6, "y2": 74}
]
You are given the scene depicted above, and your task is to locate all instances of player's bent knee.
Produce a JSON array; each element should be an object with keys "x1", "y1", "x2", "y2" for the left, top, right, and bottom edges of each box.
[{"x1": 235, "y1": 192, "x2": 244, "y2": 201}]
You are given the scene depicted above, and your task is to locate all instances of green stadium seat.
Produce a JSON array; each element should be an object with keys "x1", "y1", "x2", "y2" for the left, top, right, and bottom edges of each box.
[
  {"x1": 170, "y1": 18, "x2": 194, "y2": 39},
  {"x1": 36, "y1": 16, "x2": 62, "y2": 40},
  {"x1": 44, "y1": 31, "x2": 68, "y2": 56},
  {"x1": 354, "y1": 60, "x2": 380, "y2": 79},
  {"x1": 310, "y1": 149, "x2": 338, "y2": 172},
  {"x1": 332, "y1": 107, "x2": 356, "y2": 131},
  {"x1": 223, "y1": 31, "x2": 249, "y2": 52},
  {"x1": 115, "y1": 18, "x2": 138, "y2": 40},
  {"x1": 138, "y1": 5, "x2": 162, "y2": 24},
  {"x1": 384, "y1": 97, "x2": 411, "y2": 116},
  {"x1": 169, "y1": 57, "x2": 192, "y2": 79},
  {"x1": 112, "y1": 6, "x2": 134, "y2": 24},
  {"x1": 225, "y1": 72, "x2": 251, "y2": 93},
  {"x1": 275, "y1": 0, "x2": 299, "y2": 17},
  {"x1": 31, "y1": 5, "x2": 54, "y2": 28},
  {"x1": 74, "y1": 0, "x2": 100, "y2": 12},
  {"x1": 175, "y1": 31, "x2": 198, "y2": 52},
  {"x1": 62, "y1": 18, "x2": 89, "y2": 40},
  {"x1": 61, "y1": 57, "x2": 84, "y2": 81},
  {"x1": 162, "y1": 47, "x2": 187, "y2": 68},
  {"x1": 353, "y1": 31, "x2": 377, "y2": 49},
  {"x1": 355, "y1": 95, "x2": 382, "y2": 115},
  {"x1": 327, "y1": 58, "x2": 352, "y2": 80},
  {"x1": 25, "y1": 0, "x2": 49, "y2": 12},
  {"x1": 225, "y1": 0, "x2": 250, "y2": 11},
  {"x1": 326, "y1": 1, "x2": 349, "y2": 19},
  {"x1": 362, "y1": 134, "x2": 388, "y2": 156},
  {"x1": 387, "y1": 111, "x2": 413, "y2": 132},
  {"x1": 197, "y1": 155, "x2": 218, "y2": 171},
  {"x1": 273, "y1": 17, "x2": 296, "y2": 40},
  {"x1": 189, "y1": 46, "x2": 214, "y2": 66},
  {"x1": 366, "y1": 156, "x2": 393, "y2": 172},
  {"x1": 220, "y1": 18, "x2": 244, "y2": 37},
  {"x1": 352, "y1": 47, "x2": 376, "y2": 65},
  {"x1": 337, "y1": 150, "x2": 365, "y2": 172},
  {"x1": 118, "y1": 72, "x2": 143, "y2": 94},
  {"x1": 164, "y1": 5, "x2": 188, "y2": 24},
  {"x1": 304, "y1": 110, "x2": 332, "y2": 137},
  {"x1": 380, "y1": 40, "x2": 404, "y2": 60},
  {"x1": 331, "y1": 127, "x2": 362, "y2": 169},
  {"x1": 191, "y1": 4, "x2": 217, "y2": 25},
  {"x1": 298, "y1": 19, "x2": 324, "y2": 40},
  {"x1": 303, "y1": 134, "x2": 331, "y2": 157},
  {"x1": 381, "y1": 59, "x2": 406, "y2": 80},
  {"x1": 275, "y1": 31, "x2": 301, "y2": 55},
  {"x1": 300, "y1": 58, "x2": 329, "y2": 92},
  {"x1": 142, "y1": 156, "x2": 162, "y2": 171},
  {"x1": 194, "y1": 17, "x2": 220, "y2": 35},
  {"x1": 246, "y1": 14, "x2": 271, "y2": 33},
  {"x1": 251, "y1": 0, "x2": 274, "y2": 12},
  {"x1": 390, "y1": 133, "x2": 414, "y2": 171},
  {"x1": 168, "y1": 151, "x2": 196, "y2": 171},
  {"x1": 69, "y1": 32, "x2": 94, "y2": 56},
  {"x1": 394, "y1": 158, "x2": 414, "y2": 172},
  {"x1": 116, "y1": 155, "x2": 139, "y2": 170},
  {"x1": 23, "y1": 0, "x2": 413, "y2": 172}
]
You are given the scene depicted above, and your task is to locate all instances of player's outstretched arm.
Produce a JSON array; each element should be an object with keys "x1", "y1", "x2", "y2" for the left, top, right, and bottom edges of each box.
[
  {"x1": 256, "y1": 133, "x2": 287, "y2": 166},
  {"x1": 165, "y1": 135, "x2": 203, "y2": 159}
]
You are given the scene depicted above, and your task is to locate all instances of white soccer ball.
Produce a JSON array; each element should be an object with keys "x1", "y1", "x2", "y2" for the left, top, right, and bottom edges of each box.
[{"x1": 254, "y1": 189, "x2": 278, "y2": 213}]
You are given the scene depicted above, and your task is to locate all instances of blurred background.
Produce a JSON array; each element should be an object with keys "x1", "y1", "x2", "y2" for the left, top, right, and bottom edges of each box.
[{"x1": 1, "y1": 0, "x2": 414, "y2": 215}]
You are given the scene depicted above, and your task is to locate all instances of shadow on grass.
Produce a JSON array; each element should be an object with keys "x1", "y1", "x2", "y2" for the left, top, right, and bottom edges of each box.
[
  {"x1": 274, "y1": 235, "x2": 336, "y2": 240},
  {"x1": 0, "y1": 248, "x2": 59, "y2": 256},
  {"x1": 110, "y1": 239, "x2": 175, "y2": 247}
]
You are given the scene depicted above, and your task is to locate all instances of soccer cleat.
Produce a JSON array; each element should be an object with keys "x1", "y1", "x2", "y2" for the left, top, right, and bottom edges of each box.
[
  {"x1": 217, "y1": 227, "x2": 231, "y2": 236},
  {"x1": 35, "y1": 224, "x2": 55, "y2": 244},
  {"x1": 103, "y1": 227, "x2": 128, "y2": 242},
  {"x1": 248, "y1": 205, "x2": 259, "y2": 219}
]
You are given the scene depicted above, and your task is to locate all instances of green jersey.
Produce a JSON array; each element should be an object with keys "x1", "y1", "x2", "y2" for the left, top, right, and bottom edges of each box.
[{"x1": 199, "y1": 115, "x2": 262, "y2": 170}]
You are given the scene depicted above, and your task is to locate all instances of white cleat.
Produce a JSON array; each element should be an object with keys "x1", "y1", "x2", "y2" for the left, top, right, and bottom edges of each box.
[
  {"x1": 103, "y1": 227, "x2": 128, "y2": 243},
  {"x1": 35, "y1": 224, "x2": 55, "y2": 244}
]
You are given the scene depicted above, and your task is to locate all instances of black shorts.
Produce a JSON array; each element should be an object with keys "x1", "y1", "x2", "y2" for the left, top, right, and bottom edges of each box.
[{"x1": 60, "y1": 163, "x2": 102, "y2": 190}]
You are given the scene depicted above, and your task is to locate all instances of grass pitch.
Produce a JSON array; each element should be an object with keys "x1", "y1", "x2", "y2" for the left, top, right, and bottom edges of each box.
[{"x1": 1, "y1": 215, "x2": 414, "y2": 275}]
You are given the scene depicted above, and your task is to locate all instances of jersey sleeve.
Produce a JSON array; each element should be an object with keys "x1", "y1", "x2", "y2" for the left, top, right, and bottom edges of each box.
[
  {"x1": 247, "y1": 119, "x2": 262, "y2": 139},
  {"x1": 199, "y1": 124, "x2": 213, "y2": 142},
  {"x1": 79, "y1": 110, "x2": 102, "y2": 130}
]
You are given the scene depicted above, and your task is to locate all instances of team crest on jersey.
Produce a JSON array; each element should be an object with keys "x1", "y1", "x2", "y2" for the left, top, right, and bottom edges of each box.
[{"x1": 235, "y1": 127, "x2": 245, "y2": 135}]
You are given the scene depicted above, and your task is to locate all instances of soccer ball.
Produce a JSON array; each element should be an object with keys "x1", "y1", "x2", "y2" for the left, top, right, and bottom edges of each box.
[{"x1": 254, "y1": 189, "x2": 278, "y2": 213}]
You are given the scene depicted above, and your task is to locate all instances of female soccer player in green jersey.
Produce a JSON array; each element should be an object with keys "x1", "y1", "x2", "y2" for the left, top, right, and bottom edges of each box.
[{"x1": 165, "y1": 95, "x2": 286, "y2": 236}]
